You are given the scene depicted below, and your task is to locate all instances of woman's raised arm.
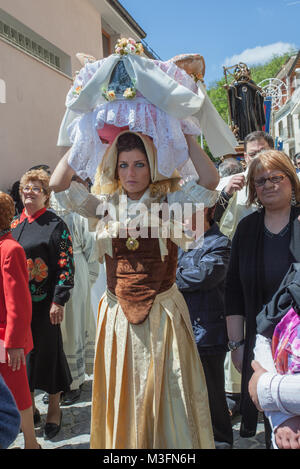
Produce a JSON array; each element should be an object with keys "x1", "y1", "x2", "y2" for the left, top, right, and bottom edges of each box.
[
  {"x1": 50, "y1": 149, "x2": 75, "y2": 193},
  {"x1": 185, "y1": 135, "x2": 219, "y2": 190}
]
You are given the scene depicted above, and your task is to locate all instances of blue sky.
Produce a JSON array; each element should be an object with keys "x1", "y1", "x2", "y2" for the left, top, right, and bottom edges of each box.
[{"x1": 119, "y1": 0, "x2": 299, "y2": 87}]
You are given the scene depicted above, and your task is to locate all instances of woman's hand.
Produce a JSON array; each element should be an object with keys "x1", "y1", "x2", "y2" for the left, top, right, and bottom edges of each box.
[
  {"x1": 50, "y1": 303, "x2": 64, "y2": 325},
  {"x1": 248, "y1": 360, "x2": 267, "y2": 411},
  {"x1": 224, "y1": 174, "x2": 245, "y2": 196},
  {"x1": 231, "y1": 344, "x2": 244, "y2": 374},
  {"x1": 275, "y1": 416, "x2": 300, "y2": 449},
  {"x1": 7, "y1": 348, "x2": 26, "y2": 371}
]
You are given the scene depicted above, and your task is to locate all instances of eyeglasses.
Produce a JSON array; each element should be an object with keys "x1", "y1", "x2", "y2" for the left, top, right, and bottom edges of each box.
[
  {"x1": 22, "y1": 185, "x2": 44, "y2": 194},
  {"x1": 254, "y1": 174, "x2": 286, "y2": 187}
]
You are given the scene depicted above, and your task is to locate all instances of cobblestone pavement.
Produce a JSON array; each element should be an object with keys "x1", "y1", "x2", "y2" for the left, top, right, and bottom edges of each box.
[{"x1": 9, "y1": 374, "x2": 265, "y2": 450}]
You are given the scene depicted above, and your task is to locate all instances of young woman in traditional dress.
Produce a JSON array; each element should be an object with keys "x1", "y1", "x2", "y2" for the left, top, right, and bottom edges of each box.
[{"x1": 50, "y1": 129, "x2": 219, "y2": 449}]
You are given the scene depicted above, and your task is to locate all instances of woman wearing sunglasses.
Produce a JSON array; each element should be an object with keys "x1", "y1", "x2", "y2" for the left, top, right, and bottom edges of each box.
[
  {"x1": 11, "y1": 169, "x2": 74, "y2": 440},
  {"x1": 225, "y1": 150, "x2": 300, "y2": 447}
]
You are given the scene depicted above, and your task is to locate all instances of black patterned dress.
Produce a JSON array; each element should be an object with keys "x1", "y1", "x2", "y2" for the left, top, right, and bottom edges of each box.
[{"x1": 11, "y1": 208, "x2": 74, "y2": 394}]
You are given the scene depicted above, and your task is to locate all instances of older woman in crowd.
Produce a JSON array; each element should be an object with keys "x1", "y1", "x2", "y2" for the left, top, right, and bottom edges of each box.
[
  {"x1": 225, "y1": 150, "x2": 300, "y2": 446},
  {"x1": 0, "y1": 192, "x2": 40, "y2": 449},
  {"x1": 11, "y1": 170, "x2": 74, "y2": 440}
]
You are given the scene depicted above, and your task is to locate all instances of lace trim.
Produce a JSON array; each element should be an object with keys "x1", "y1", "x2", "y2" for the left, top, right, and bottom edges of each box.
[
  {"x1": 63, "y1": 56, "x2": 207, "y2": 181},
  {"x1": 67, "y1": 99, "x2": 201, "y2": 181},
  {"x1": 217, "y1": 190, "x2": 232, "y2": 210}
]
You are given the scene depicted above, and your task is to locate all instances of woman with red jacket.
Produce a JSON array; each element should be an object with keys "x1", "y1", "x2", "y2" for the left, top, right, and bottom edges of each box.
[{"x1": 0, "y1": 192, "x2": 40, "y2": 449}]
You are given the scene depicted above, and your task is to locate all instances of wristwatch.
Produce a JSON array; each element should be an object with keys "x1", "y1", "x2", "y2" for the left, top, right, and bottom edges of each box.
[{"x1": 228, "y1": 339, "x2": 244, "y2": 352}]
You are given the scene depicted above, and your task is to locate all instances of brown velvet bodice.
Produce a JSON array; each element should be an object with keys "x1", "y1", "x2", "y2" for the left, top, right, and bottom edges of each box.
[{"x1": 105, "y1": 236, "x2": 178, "y2": 324}]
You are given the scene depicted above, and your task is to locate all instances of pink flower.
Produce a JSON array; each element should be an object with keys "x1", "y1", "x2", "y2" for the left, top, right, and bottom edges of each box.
[{"x1": 125, "y1": 44, "x2": 136, "y2": 54}]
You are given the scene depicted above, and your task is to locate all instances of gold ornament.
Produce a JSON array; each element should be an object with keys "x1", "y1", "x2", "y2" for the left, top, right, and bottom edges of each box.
[{"x1": 126, "y1": 237, "x2": 139, "y2": 251}]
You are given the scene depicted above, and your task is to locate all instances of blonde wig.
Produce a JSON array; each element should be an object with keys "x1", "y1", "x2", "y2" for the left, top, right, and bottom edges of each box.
[
  {"x1": 19, "y1": 169, "x2": 51, "y2": 208},
  {"x1": 0, "y1": 192, "x2": 16, "y2": 231},
  {"x1": 246, "y1": 150, "x2": 300, "y2": 207}
]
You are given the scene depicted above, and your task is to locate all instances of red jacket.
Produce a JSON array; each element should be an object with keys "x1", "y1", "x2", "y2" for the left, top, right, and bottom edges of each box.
[{"x1": 0, "y1": 232, "x2": 33, "y2": 355}]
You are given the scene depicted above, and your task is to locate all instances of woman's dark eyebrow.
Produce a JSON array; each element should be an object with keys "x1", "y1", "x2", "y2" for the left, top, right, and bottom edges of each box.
[{"x1": 118, "y1": 160, "x2": 146, "y2": 163}]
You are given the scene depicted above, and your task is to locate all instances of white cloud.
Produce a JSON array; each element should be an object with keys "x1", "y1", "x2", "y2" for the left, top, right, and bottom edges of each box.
[{"x1": 223, "y1": 42, "x2": 296, "y2": 67}]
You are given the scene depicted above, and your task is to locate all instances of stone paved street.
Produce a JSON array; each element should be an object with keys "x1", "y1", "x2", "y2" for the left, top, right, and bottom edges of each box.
[{"x1": 9, "y1": 374, "x2": 265, "y2": 450}]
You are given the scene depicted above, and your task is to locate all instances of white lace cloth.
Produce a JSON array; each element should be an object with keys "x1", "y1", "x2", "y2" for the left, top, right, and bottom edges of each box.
[
  {"x1": 67, "y1": 97, "x2": 201, "y2": 181},
  {"x1": 58, "y1": 55, "x2": 237, "y2": 182}
]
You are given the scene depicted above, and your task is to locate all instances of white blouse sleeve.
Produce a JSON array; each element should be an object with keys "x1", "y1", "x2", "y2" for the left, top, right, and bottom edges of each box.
[
  {"x1": 254, "y1": 333, "x2": 300, "y2": 432},
  {"x1": 53, "y1": 182, "x2": 104, "y2": 222},
  {"x1": 257, "y1": 372, "x2": 300, "y2": 416},
  {"x1": 168, "y1": 179, "x2": 218, "y2": 209},
  {"x1": 254, "y1": 334, "x2": 300, "y2": 415}
]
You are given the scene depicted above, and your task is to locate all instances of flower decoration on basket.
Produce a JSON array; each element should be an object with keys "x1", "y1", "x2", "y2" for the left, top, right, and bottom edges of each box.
[
  {"x1": 102, "y1": 88, "x2": 117, "y2": 101},
  {"x1": 72, "y1": 86, "x2": 82, "y2": 97},
  {"x1": 115, "y1": 37, "x2": 144, "y2": 56},
  {"x1": 123, "y1": 87, "x2": 136, "y2": 99},
  {"x1": 102, "y1": 83, "x2": 137, "y2": 102}
]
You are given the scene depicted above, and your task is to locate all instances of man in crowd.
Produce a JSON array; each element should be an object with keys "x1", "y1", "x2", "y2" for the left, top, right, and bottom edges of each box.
[
  {"x1": 214, "y1": 130, "x2": 274, "y2": 240},
  {"x1": 218, "y1": 157, "x2": 243, "y2": 179},
  {"x1": 294, "y1": 152, "x2": 300, "y2": 176}
]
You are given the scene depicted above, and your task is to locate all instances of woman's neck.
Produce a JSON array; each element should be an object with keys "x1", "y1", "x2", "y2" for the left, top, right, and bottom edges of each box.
[
  {"x1": 126, "y1": 188, "x2": 148, "y2": 201},
  {"x1": 24, "y1": 205, "x2": 44, "y2": 217},
  {"x1": 264, "y1": 205, "x2": 291, "y2": 234}
]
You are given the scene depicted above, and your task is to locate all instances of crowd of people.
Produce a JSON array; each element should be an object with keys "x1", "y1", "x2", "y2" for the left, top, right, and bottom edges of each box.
[
  {"x1": 1, "y1": 43, "x2": 300, "y2": 451},
  {"x1": 1, "y1": 128, "x2": 299, "y2": 450}
]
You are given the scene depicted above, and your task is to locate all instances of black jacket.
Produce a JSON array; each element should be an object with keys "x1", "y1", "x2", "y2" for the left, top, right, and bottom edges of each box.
[
  {"x1": 176, "y1": 222, "x2": 231, "y2": 355},
  {"x1": 256, "y1": 262, "x2": 300, "y2": 338},
  {"x1": 225, "y1": 206, "x2": 300, "y2": 437}
]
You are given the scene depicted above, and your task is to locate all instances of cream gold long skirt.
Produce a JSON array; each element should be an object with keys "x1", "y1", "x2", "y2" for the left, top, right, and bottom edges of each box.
[{"x1": 90, "y1": 283, "x2": 214, "y2": 449}]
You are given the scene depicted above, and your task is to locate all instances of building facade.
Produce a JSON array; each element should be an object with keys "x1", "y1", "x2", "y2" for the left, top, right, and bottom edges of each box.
[
  {"x1": 273, "y1": 51, "x2": 300, "y2": 159},
  {"x1": 0, "y1": 0, "x2": 151, "y2": 191}
]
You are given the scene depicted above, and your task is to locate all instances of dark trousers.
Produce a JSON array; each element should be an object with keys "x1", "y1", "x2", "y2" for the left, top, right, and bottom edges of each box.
[{"x1": 200, "y1": 352, "x2": 233, "y2": 446}]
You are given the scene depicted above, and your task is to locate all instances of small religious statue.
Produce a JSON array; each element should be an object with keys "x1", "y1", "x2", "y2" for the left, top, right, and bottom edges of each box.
[{"x1": 224, "y1": 63, "x2": 266, "y2": 142}]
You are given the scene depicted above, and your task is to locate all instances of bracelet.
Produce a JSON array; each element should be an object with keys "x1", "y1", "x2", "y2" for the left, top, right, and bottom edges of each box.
[{"x1": 228, "y1": 339, "x2": 245, "y2": 352}]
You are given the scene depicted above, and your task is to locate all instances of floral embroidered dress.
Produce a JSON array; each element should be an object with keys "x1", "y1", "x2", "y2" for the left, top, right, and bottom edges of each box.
[{"x1": 11, "y1": 208, "x2": 74, "y2": 394}]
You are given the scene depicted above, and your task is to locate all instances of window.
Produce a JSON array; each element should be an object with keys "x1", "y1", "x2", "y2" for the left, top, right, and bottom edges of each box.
[
  {"x1": 0, "y1": 9, "x2": 70, "y2": 76},
  {"x1": 287, "y1": 115, "x2": 294, "y2": 139},
  {"x1": 289, "y1": 147, "x2": 295, "y2": 159},
  {"x1": 278, "y1": 121, "x2": 284, "y2": 137},
  {"x1": 102, "y1": 30, "x2": 111, "y2": 57},
  {"x1": 0, "y1": 78, "x2": 6, "y2": 103}
]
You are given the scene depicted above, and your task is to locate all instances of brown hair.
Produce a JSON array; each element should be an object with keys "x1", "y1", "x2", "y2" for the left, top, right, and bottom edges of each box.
[
  {"x1": 247, "y1": 150, "x2": 300, "y2": 207},
  {"x1": 19, "y1": 169, "x2": 51, "y2": 207},
  {"x1": 116, "y1": 132, "x2": 147, "y2": 156},
  {"x1": 0, "y1": 192, "x2": 16, "y2": 231},
  {"x1": 244, "y1": 131, "x2": 274, "y2": 152}
]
